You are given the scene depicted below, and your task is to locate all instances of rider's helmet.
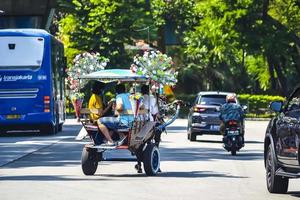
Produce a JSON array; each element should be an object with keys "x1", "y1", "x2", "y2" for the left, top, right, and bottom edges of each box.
[{"x1": 226, "y1": 93, "x2": 237, "y2": 103}]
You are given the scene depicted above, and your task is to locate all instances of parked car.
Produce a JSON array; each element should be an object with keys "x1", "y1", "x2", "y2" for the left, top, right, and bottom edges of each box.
[
  {"x1": 187, "y1": 91, "x2": 236, "y2": 141},
  {"x1": 264, "y1": 86, "x2": 300, "y2": 193}
]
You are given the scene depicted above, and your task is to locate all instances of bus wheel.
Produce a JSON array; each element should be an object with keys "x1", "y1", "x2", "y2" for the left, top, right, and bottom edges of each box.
[
  {"x1": 40, "y1": 125, "x2": 56, "y2": 135},
  {"x1": 49, "y1": 124, "x2": 57, "y2": 135},
  {"x1": 58, "y1": 123, "x2": 63, "y2": 132}
]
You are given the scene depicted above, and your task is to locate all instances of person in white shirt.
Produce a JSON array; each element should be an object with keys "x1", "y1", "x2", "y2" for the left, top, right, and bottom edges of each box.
[{"x1": 141, "y1": 84, "x2": 159, "y2": 121}]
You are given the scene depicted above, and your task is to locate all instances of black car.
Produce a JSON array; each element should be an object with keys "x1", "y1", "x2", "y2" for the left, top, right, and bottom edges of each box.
[
  {"x1": 264, "y1": 86, "x2": 300, "y2": 193},
  {"x1": 187, "y1": 91, "x2": 235, "y2": 141}
]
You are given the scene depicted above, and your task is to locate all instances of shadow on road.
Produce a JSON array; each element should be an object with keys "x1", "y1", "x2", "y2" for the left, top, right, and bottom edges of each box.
[
  {"x1": 159, "y1": 170, "x2": 248, "y2": 179},
  {"x1": 196, "y1": 139, "x2": 223, "y2": 144},
  {"x1": 0, "y1": 175, "x2": 113, "y2": 181},
  {"x1": 194, "y1": 139, "x2": 263, "y2": 144},
  {"x1": 288, "y1": 192, "x2": 300, "y2": 198},
  {"x1": 1, "y1": 141, "x2": 84, "y2": 168},
  {"x1": 160, "y1": 146, "x2": 263, "y2": 161},
  {"x1": 100, "y1": 170, "x2": 248, "y2": 179},
  {"x1": 166, "y1": 126, "x2": 187, "y2": 131},
  {"x1": 245, "y1": 140, "x2": 264, "y2": 144},
  {"x1": 0, "y1": 123, "x2": 84, "y2": 169}
]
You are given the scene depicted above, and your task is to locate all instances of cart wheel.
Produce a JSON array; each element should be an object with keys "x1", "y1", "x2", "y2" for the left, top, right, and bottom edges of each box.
[
  {"x1": 143, "y1": 143, "x2": 160, "y2": 176},
  {"x1": 231, "y1": 149, "x2": 237, "y2": 156},
  {"x1": 81, "y1": 147, "x2": 98, "y2": 175}
]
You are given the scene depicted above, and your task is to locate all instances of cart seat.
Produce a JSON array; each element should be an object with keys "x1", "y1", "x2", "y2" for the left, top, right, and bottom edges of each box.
[
  {"x1": 84, "y1": 123, "x2": 129, "y2": 133},
  {"x1": 116, "y1": 128, "x2": 130, "y2": 132}
]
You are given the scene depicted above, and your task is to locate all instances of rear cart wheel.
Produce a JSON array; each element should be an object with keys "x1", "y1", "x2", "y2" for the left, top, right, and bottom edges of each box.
[
  {"x1": 231, "y1": 149, "x2": 236, "y2": 156},
  {"x1": 81, "y1": 147, "x2": 99, "y2": 175},
  {"x1": 190, "y1": 132, "x2": 196, "y2": 141},
  {"x1": 143, "y1": 143, "x2": 160, "y2": 176}
]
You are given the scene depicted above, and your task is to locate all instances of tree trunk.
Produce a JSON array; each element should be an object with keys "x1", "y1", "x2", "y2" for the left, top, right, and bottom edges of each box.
[
  {"x1": 291, "y1": 46, "x2": 300, "y2": 76},
  {"x1": 267, "y1": 55, "x2": 287, "y2": 96},
  {"x1": 262, "y1": 0, "x2": 269, "y2": 19},
  {"x1": 266, "y1": 15, "x2": 300, "y2": 47},
  {"x1": 267, "y1": 58, "x2": 276, "y2": 91},
  {"x1": 157, "y1": 26, "x2": 166, "y2": 53}
]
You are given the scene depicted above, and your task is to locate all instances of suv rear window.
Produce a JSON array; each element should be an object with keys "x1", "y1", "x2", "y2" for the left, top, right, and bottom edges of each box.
[{"x1": 197, "y1": 95, "x2": 227, "y2": 106}]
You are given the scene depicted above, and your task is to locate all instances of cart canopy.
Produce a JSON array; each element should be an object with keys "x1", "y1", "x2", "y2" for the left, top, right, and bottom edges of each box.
[{"x1": 80, "y1": 69, "x2": 148, "y2": 82}]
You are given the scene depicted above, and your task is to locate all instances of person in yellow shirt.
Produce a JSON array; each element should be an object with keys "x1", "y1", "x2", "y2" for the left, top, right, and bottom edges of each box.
[{"x1": 88, "y1": 81, "x2": 114, "y2": 143}]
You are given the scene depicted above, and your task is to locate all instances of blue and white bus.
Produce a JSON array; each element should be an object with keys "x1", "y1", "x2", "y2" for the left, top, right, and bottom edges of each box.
[{"x1": 0, "y1": 29, "x2": 65, "y2": 134}]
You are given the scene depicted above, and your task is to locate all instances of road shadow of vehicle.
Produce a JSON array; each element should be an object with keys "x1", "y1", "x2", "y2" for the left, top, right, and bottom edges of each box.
[
  {"x1": 100, "y1": 170, "x2": 248, "y2": 179},
  {"x1": 195, "y1": 139, "x2": 223, "y2": 144},
  {"x1": 97, "y1": 173, "x2": 146, "y2": 178},
  {"x1": 160, "y1": 146, "x2": 263, "y2": 161},
  {"x1": 288, "y1": 191, "x2": 300, "y2": 198},
  {"x1": 158, "y1": 170, "x2": 248, "y2": 179},
  {"x1": 245, "y1": 140, "x2": 264, "y2": 144},
  {"x1": 194, "y1": 139, "x2": 263, "y2": 144}
]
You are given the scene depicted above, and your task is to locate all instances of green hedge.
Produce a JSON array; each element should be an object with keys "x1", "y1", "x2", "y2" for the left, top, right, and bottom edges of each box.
[
  {"x1": 66, "y1": 93, "x2": 286, "y2": 118},
  {"x1": 176, "y1": 93, "x2": 285, "y2": 118},
  {"x1": 238, "y1": 94, "x2": 285, "y2": 117}
]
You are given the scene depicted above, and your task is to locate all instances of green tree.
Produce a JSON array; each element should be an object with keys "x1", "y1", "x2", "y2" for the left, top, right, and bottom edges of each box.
[
  {"x1": 151, "y1": 0, "x2": 300, "y2": 95},
  {"x1": 57, "y1": 0, "x2": 155, "y2": 68}
]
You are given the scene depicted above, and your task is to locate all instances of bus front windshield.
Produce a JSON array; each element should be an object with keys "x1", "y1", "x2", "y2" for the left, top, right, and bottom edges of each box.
[{"x1": 0, "y1": 36, "x2": 44, "y2": 70}]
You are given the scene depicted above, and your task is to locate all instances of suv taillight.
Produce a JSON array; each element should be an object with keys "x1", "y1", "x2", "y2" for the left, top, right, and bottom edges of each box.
[
  {"x1": 228, "y1": 120, "x2": 237, "y2": 125},
  {"x1": 193, "y1": 106, "x2": 206, "y2": 112}
]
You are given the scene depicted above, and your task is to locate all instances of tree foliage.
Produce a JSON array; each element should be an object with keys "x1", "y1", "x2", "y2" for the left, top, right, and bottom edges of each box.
[
  {"x1": 151, "y1": 0, "x2": 300, "y2": 95},
  {"x1": 56, "y1": 0, "x2": 300, "y2": 96},
  {"x1": 57, "y1": 0, "x2": 155, "y2": 68}
]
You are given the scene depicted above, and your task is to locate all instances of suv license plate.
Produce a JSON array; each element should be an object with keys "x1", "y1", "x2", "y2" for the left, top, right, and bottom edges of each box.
[
  {"x1": 6, "y1": 114, "x2": 21, "y2": 119},
  {"x1": 210, "y1": 125, "x2": 220, "y2": 131}
]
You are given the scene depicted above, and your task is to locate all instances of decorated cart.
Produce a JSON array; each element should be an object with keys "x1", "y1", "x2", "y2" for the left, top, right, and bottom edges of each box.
[{"x1": 79, "y1": 68, "x2": 181, "y2": 176}]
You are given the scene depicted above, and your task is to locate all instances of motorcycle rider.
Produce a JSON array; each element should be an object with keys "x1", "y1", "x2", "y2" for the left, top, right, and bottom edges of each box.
[{"x1": 219, "y1": 94, "x2": 245, "y2": 142}]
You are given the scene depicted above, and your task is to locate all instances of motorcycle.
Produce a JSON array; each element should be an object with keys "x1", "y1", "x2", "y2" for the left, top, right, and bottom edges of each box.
[{"x1": 222, "y1": 120, "x2": 244, "y2": 155}]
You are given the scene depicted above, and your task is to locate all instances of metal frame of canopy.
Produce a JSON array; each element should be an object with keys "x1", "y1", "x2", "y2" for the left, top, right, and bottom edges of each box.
[{"x1": 78, "y1": 69, "x2": 149, "y2": 97}]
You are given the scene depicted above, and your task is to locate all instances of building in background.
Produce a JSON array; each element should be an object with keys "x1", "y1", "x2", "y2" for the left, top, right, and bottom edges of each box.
[{"x1": 0, "y1": 0, "x2": 57, "y2": 31}]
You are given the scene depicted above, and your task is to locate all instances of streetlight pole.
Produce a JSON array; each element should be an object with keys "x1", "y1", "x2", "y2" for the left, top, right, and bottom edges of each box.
[
  {"x1": 147, "y1": 26, "x2": 150, "y2": 45},
  {"x1": 135, "y1": 26, "x2": 150, "y2": 44}
]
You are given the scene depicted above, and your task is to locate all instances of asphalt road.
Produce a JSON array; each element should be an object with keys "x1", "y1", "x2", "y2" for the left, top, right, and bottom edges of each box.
[{"x1": 0, "y1": 119, "x2": 299, "y2": 200}]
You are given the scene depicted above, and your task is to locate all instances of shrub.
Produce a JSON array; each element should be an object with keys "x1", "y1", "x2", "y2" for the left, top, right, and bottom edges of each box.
[{"x1": 238, "y1": 94, "x2": 285, "y2": 116}]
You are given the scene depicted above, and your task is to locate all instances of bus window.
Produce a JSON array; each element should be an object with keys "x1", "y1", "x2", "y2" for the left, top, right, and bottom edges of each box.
[{"x1": 0, "y1": 36, "x2": 44, "y2": 70}]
